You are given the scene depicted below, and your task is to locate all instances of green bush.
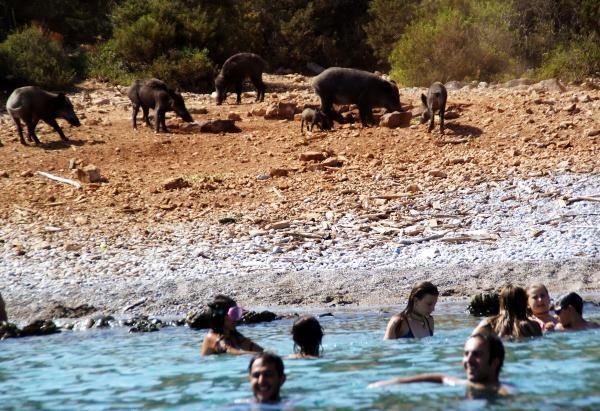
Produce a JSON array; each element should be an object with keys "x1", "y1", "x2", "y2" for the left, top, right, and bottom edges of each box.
[
  {"x1": 87, "y1": 40, "x2": 134, "y2": 85},
  {"x1": 537, "y1": 34, "x2": 600, "y2": 81},
  {"x1": 149, "y1": 48, "x2": 214, "y2": 92},
  {"x1": 389, "y1": 3, "x2": 520, "y2": 86},
  {"x1": 0, "y1": 26, "x2": 75, "y2": 89}
]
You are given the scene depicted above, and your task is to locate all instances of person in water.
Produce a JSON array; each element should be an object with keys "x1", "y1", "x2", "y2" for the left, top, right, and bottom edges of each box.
[
  {"x1": 370, "y1": 333, "x2": 512, "y2": 397},
  {"x1": 384, "y1": 281, "x2": 439, "y2": 339},
  {"x1": 527, "y1": 283, "x2": 558, "y2": 331},
  {"x1": 200, "y1": 295, "x2": 263, "y2": 356},
  {"x1": 472, "y1": 284, "x2": 542, "y2": 339},
  {"x1": 249, "y1": 352, "x2": 287, "y2": 404},
  {"x1": 289, "y1": 315, "x2": 324, "y2": 358},
  {"x1": 0, "y1": 293, "x2": 7, "y2": 322},
  {"x1": 554, "y1": 292, "x2": 600, "y2": 331}
]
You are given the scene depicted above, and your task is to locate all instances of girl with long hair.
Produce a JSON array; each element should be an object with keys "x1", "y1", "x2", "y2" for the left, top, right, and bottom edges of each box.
[
  {"x1": 384, "y1": 281, "x2": 439, "y2": 339},
  {"x1": 289, "y1": 316, "x2": 324, "y2": 358}
]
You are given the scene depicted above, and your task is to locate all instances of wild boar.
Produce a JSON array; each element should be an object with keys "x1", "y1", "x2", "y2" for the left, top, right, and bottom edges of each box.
[
  {"x1": 311, "y1": 67, "x2": 401, "y2": 127},
  {"x1": 215, "y1": 53, "x2": 267, "y2": 105},
  {"x1": 420, "y1": 82, "x2": 447, "y2": 133},
  {"x1": 6, "y1": 86, "x2": 81, "y2": 145},
  {"x1": 128, "y1": 79, "x2": 193, "y2": 133},
  {"x1": 300, "y1": 108, "x2": 331, "y2": 133}
]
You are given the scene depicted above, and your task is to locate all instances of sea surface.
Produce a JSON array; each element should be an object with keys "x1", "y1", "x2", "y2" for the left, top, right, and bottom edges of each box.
[{"x1": 1, "y1": 304, "x2": 599, "y2": 410}]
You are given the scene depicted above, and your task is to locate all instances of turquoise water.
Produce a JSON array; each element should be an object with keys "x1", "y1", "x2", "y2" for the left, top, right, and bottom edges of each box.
[{"x1": 1, "y1": 305, "x2": 599, "y2": 410}]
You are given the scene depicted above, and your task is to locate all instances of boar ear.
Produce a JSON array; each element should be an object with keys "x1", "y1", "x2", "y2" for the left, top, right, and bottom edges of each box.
[{"x1": 421, "y1": 94, "x2": 427, "y2": 105}]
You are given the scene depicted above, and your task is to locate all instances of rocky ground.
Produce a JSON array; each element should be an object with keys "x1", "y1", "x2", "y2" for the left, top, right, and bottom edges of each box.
[{"x1": 1, "y1": 74, "x2": 599, "y2": 321}]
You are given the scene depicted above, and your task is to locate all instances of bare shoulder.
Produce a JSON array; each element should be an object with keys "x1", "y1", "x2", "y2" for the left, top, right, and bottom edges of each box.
[{"x1": 385, "y1": 314, "x2": 407, "y2": 339}]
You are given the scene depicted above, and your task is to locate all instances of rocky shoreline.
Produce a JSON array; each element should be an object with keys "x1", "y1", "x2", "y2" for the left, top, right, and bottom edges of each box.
[{"x1": 2, "y1": 172, "x2": 599, "y2": 321}]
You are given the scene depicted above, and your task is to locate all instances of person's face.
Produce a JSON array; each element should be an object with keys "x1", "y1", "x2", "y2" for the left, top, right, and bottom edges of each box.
[
  {"x1": 463, "y1": 337, "x2": 497, "y2": 384},
  {"x1": 557, "y1": 305, "x2": 576, "y2": 326},
  {"x1": 249, "y1": 358, "x2": 285, "y2": 403},
  {"x1": 528, "y1": 287, "x2": 551, "y2": 315},
  {"x1": 414, "y1": 294, "x2": 438, "y2": 316}
]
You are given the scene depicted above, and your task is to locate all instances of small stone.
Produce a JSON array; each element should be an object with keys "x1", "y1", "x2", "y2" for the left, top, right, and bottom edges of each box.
[
  {"x1": 64, "y1": 242, "x2": 82, "y2": 252},
  {"x1": 0, "y1": 170, "x2": 8, "y2": 178},
  {"x1": 199, "y1": 119, "x2": 241, "y2": 133},
  {"x1": 228, "y1": 112, "x2": 242, "y2": 121},
  {"x1": 379, "y1": 111, "x2": 411, "y2": 128},
  {"x1": 162, "y1": 177, "x2": 190, "y2": 191},
  {"x1": 268, "y1": 220, "x2": 291, "y2": 230},
  {"x1": 300, "y1": 151, "x2": 327, "y2": 162},
  {"x1": 21, "y1": 170, "x2": 34, "y2": 178},
  {"x1": 321, "y1": 157, "x2": 343, "y2": 168},
  {"x1": 269, "y1": 168, "x2": 289, "y2": 177},
  {"x1": 429, "y1": 170, "x2": 447, "y2": 178},
  {"x1": 76, "y1": 164, "x2": 103, "y2": 183}
]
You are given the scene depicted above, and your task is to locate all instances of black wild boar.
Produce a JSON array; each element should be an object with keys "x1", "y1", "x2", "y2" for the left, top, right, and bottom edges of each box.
[
  {"x1": 6, "y1": 86, "x2": 81, "y2": 145},
  {"x1": 311, "y1": 67, "x2": 401, "y2": 127},
  {"x1": 420, "y1": 82, "x2": 447, "y2": 133},
  {"x1": 214, "y1": 53, "x2": 267, "y2": 105},
  {"x1": 128, "y1": 79, "x2": 193, "y2": 133},
  {"x1": 300, "y1": 108, "x2": 331, "y2": 133}
]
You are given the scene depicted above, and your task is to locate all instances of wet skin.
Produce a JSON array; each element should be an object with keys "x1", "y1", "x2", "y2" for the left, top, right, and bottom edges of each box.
[{"x1": 249, "y1": 358, "x2": 286, "y2": 404}]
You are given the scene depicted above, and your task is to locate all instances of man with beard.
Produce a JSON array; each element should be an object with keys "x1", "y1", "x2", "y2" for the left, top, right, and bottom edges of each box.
[{"x1": 369, "y1": 334, "x2": 512, "y2": 397}]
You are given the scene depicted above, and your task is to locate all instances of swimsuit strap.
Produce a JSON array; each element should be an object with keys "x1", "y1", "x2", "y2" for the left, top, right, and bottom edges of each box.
[{"x1": 424, "y1": 317, "x2": 433, "y2": 336}]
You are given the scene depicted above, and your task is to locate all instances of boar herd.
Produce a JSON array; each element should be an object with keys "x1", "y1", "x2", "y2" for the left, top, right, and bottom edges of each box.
[{"x1": 5, "y1": 52, "x2": 447, "y2": 146}]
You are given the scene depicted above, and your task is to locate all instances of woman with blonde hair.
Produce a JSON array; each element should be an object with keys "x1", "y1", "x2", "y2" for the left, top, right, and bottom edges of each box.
[
  {"x1": 472, "y1": 284, "x2": 542, "y2": 339},
  {"x1": 527, "y1": 283, "x2": 558, "y2": 331},
  {"x1": 384, "y1": 281, "x2": 439, "y2": 339}
]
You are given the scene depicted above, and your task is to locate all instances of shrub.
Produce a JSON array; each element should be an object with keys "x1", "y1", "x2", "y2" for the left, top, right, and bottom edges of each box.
[
  {"x1": 389, "y1": 3, "x2": 520, "y2": 86},
  {"x1": 86, "y1": 40, "x2": 134, "y2": 85},
  {"x1": 537, "y1": 34, "x2": 600, "y2": 81},
  {"x1": 0, "y1": 26, "x2": 75, "y2": 89},
  {"x1": 149, "y1": 48, "x2": 214, "y2": 92}
]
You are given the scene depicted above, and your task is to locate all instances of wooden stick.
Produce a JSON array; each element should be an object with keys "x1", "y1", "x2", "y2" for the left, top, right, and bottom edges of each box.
[
  {"x1": 565, "y1": 196, "x2": 600, "y2": 206},
  {"x1": 36, "y1": 171, "x2": 82, "y2": 189}
]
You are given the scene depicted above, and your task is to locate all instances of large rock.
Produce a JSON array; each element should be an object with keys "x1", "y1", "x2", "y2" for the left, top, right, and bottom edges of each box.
[
  {"x1": 45, "y1": 303, "x2": 96, "y2": 319},
  {"x1": 20, "y1": 319, "x2": 60, "y2": 337},
  {"x1": 126, "y1": 316, "x2": 161, "y2": 333},
  {"x1": 185, "y1": 309, "x2": 212, "y2": 329},
  {"x1": 0, "y1": 322, "x2": 20, "y2": 339},
  {"x1": 199, "y1": 119, "x2": 241, "y2": 133},
  {"x1": 264, "y1": 102, "x2": 297, "y2": 120},
  {"x1": 0, "y1": 292, "x2": 6, "y2": 322},
  {"x1": 239, "y1": 310, "x2": 279, "y2": 324},
  {"x1": 531, "y1": 78, "x2": 567, "y2": 93},
  {"x1": 380, "y1": 111, "x2": 412, "y2": 128},
  {"x1": 300, "y1": 151, "x2": 327, "y2": 162},
  {"x1": 467, "y1": 292, "x2": 499, "y2": 317}
]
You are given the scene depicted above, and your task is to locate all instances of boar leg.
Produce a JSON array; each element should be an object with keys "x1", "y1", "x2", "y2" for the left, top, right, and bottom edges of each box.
[
  {"x1": 235, "y1": 82, "x2": 243, "y2": 104},
  {"x1": 45, "y1": 118, "x2": 70, "y2": 142},
  {"x1": 12, "y1": 117, "x2": 27, "y2": 145},
  {"x1": 155, "y1": 109, "x2": 165, "y2": 133},
  {"x1": 142, "y1": 107, "x2": 153, "y2": 129},
  {"x1": 357, "y1": 103, "x2": 373, "y2": 127},
  {"x1": 427, "y1": 108, "x2": 435, "y2": 133},
  {"x1": 252, "y1": 75, "x2": 265, "y2": 102},
  {"x1": 26, "y1": 122, "x2": 41, "y2": 145},
  {"x1": 439, "y1": 109, "x2": 445, "y2": 134},
  {"x1": 132, "y1": 104, "x2": 140, "y2": 129}
]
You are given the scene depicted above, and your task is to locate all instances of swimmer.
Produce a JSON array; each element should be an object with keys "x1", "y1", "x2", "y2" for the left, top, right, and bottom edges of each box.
[
  {"x1": 289, "y1": 315, "x2": 324, "y2": 358},
  {"x1": 472, "y1": 284, "x2": 542, "y2": 339},
  {"x1": 554, "y1": 292, "x2": 600, "y2": 331},
  {"x1": 527, "y1": 283, "x2": 558, "y2": 331},
  {"x1": 248, "y1": 352, "x2": 287, "y2": 404},
  {"x1": 384, "y1": 281, "x2": 439, "y2": 339},
  {"x1": 0, "y1": 293, "x2": 7, "y2": 322},
  {"x1": 200, "y1": 295, "x2": 263, "y2": 356},
  {"x1": 370, "y1": 333, "x2": 513, "y2": 398}
]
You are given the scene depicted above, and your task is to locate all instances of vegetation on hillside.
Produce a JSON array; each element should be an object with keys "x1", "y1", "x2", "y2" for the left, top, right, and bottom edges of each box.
[{"x1": 0, "y1": 0, "x2": 598, "y2": 91}]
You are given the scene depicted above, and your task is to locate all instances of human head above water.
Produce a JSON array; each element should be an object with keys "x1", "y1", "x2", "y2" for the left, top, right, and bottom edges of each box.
[
  {"x1": 463, "y1": 333, "x2": 505, "y2": 383},
  {"x1": 499, "y1": 284, "x2": 529, "y2": 319},
  {"x1": 291, "y1": 315, "x2": 324, "y2": 356},
  {"x1": 207, "y1": 294, "x2": 237, "y2": 333},
  {"x1": 248, "y1": 352, "x2": 286, "y2": 403},
  {"x1": 527, "y1": 283, "x2": 551, "y2": 316},
  {"x1": 403, "y1": 281, "x2": 439, "y2": 317},
  {"x1": 555, "y1": 292, "x2": 584, "y2": 316}
]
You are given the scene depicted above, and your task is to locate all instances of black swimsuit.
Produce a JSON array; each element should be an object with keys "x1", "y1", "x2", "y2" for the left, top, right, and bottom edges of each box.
[{"x1": 399, "y1": 317, "x2": 433, "y2": 338}]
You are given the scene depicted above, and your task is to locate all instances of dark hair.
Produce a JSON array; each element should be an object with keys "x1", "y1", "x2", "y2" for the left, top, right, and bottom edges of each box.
[
  {"x1": 470, "y1": 333, "x2": 505, "y2": 378},
  {"x1": 400, "y1": 281, "x2": 439, "y2": 319},
  {"x1": 490, "y1": 284, "x2": 541, "y2": 338},
  {"x1": 292, "y1": 316, "x2": 324, "y2": 356},
  {"x1": 248, "y1": 352, "x2": 285, "y2": 377},
  {"x1": 207, "y1": 294, "x2": 237, "y2": 333},
  {"x1": 558, "y1": 292, "x2": 584, "y2": 316}
]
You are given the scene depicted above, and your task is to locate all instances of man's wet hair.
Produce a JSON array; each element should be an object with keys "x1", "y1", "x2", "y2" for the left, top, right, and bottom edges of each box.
[
  {"x1": 248, "y1": 352, "x2": 285, "y2": 377},
  {"x1": 470, "y1": 333, "x2": 505, "y2": 377},
  {"x1": 557, "y1": 292, "x2": 584, "y2": 316}
]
